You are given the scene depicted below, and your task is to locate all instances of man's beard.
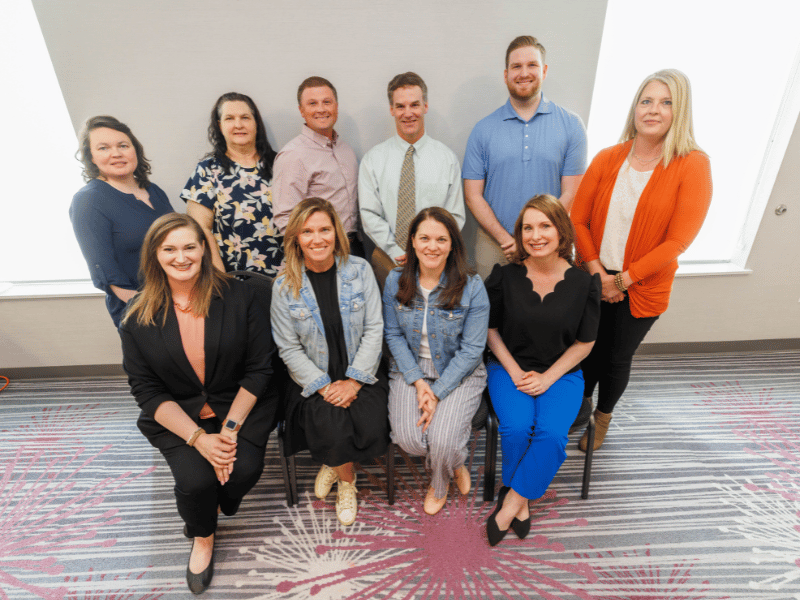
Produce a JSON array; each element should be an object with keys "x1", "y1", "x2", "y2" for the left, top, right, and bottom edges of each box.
[{"x1": 506, "y1": 80, "x2": 541, "y2": 102}]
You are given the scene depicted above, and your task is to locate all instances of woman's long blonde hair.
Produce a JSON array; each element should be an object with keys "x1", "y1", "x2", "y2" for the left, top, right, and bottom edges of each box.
[
  {"x1": 620, "y1": 68, "x2": 704, "y2": 168},
  {"x1": 123, "y1": 213, "x2": 230, "y2": 326},
  {"x1": 280, "y1": 198, "x2": 350, "y2": 298}
]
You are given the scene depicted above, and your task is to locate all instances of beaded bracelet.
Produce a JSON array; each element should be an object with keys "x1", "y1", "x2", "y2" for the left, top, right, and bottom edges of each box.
[{"x1": 614, "y1": 272, "x2": 628, "y2": 293}]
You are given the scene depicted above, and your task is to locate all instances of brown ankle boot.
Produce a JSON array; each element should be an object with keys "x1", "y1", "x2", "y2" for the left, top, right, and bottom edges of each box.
[{"x1": 579, "y1": 409, "x2": 612, "y2": 452}]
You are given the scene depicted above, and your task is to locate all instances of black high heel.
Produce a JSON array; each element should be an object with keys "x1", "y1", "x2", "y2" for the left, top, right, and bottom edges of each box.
[
  {"x1": 186, "y1": 537, "x2": 214, "y2": 595},
  {"x1": 486, "y1": 486, "x2": 511, "y2": 547}
]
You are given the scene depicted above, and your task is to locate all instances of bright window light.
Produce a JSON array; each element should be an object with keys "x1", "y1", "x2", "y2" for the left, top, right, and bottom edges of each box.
[
  {"x1": 0, "y1": 0, "x2": 88, "y2": 283},
  {"x1": 587, "y1": 0, "x2": 800, "y2": 264}
]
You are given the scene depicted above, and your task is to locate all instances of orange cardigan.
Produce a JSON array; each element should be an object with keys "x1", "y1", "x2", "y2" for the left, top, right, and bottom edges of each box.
[{"x1": 571, "y1": 140, "x2": 712, "y2": 318}]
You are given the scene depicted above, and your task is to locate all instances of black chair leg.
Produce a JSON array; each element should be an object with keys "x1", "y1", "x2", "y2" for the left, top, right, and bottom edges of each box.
[
  {"x1": 278, "y1": 432, "x2": 294, "y2": 507},
  {"x1": 289, "y1": 454, "x2": 298, "y2": 506},
  {"x1": 387, "y1": 442, "x2": 395, "y2": 505},
  {"x1": 483, "y1": 411, "x2": 497, "y2": 502},
  {"x1": 581, "y1": 414, "x2": 595, "y2": 499}
]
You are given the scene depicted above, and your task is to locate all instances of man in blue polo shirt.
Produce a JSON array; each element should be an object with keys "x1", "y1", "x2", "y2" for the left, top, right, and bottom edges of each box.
[{"x1": 463, "y1": 35, "x2": 587, "y2": 278}]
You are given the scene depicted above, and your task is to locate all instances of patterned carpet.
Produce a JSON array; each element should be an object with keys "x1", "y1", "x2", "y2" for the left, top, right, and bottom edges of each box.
[{"x1": 1, "y1": 350, "x2": 799, "y2": 599}]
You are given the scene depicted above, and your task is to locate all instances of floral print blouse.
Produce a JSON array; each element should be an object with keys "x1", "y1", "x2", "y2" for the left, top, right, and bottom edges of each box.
[{"x1": 181, "y1": 156, "x2": 284, "y2": 277}]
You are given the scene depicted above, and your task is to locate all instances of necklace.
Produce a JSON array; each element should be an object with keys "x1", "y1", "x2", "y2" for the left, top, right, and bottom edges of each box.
[
  {"x1": 173, "y1": 299, "x2": 193, "y2": 313},
  {"x1": 631, "y1": 138, "x2": 661, "y2": 164}
]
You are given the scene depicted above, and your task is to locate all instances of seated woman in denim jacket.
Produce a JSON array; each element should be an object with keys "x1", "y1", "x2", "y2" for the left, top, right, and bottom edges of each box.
[
  {"x1": 271, "y1": 198, "x2": 389, "y2": 526},
  {"x1": 383, "y1": 207, "x2": 489, "y2": 515}
]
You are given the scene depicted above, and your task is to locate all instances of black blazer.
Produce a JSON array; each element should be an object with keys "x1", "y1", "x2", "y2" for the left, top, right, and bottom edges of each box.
[{"x1": 119, "y1": 278, "x2": 278, "y2": 450}]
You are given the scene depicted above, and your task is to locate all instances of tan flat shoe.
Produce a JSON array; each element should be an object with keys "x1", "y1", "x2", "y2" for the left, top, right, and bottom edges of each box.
[
  {"x1": 454, "y1": 465, "x2": 471, "y2": 495},
  {"x1": 423, "y1": 486, "x2": 447, "y2": 515}
]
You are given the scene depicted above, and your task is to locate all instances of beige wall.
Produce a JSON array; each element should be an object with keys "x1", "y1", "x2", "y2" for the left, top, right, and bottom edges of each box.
[{"x1": 2, "y1": 0, "x2": 796, "y2": 372}]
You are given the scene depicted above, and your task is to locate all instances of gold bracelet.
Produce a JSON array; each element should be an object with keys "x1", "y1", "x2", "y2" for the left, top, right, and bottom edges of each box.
[
  {"x1": 614, "y1": 272, "x2": 628, "y2": 293},
  {"x1": 186, "y1": 427, "x2": 205, "y2": 447},
  {"x1": 349, "y1": 381, "x2": 359, "y2": 396}
]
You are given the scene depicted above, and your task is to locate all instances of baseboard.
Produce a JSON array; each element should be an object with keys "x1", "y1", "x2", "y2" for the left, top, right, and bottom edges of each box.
[
  {"x1": 2, "y1": 339, "x2": 798, "y2": 379},
  {"x1": 639, "y1": 338, "x2": 800, "y2": 355},
  {"x1": 1, "y1": 364, "x2": 126, "y2": 380}
]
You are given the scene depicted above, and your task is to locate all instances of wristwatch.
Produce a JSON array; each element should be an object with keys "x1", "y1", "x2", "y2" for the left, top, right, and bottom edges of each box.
[{"x1": 223, "y1": 418, "x2": 241, "y2": 433}]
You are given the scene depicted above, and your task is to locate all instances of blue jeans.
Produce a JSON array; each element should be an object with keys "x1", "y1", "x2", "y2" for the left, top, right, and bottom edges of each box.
[{"x1": 487, "y1": 361, "x2": 583, "y2": 500}]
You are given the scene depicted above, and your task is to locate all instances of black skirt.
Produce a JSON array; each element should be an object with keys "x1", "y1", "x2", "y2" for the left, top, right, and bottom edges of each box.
[
  {"x1": 284, "y1": 369, "x2": 389, "y2": 465},
  {"x1": 283, "y1": 263, "x2": 389, "y2": 465}
]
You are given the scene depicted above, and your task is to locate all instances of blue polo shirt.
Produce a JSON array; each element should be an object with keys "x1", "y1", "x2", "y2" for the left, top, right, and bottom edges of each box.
[{"x1": 463, "y1": 96, "x2": 587, "y2": 233}]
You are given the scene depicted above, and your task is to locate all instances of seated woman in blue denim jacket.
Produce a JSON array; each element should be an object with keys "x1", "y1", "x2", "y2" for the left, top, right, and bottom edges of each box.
[
  {"x1": 271, "y1": 198, "x2": 389, "y2": 526},
  {"x1": 383, "y1": 207, "x2": 489, "y2": 515}
]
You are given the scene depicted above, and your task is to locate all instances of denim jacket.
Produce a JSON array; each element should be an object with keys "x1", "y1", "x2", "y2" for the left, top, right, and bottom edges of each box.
[
  {"x1": 271, "y1": 255, "x2": 383, "y2": 397},
  {"x1": 382, "y1": 268, "x2": 489, "y2": 400}
]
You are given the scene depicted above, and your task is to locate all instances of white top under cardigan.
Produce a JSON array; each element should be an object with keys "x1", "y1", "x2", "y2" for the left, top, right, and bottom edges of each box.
[{"x1": 599, "y1": 159, "x2": 654, "y2": 271}]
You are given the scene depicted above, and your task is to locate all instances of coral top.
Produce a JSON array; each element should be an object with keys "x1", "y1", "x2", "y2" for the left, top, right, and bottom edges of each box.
[{"x1": 571, "y1": 140, "x2": 712, "y2": 318}]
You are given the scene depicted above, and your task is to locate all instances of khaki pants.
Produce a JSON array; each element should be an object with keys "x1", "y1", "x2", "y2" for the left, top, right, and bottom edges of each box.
[{"x1": 474, "y1": 227, "x2": 509, "y2": 280}]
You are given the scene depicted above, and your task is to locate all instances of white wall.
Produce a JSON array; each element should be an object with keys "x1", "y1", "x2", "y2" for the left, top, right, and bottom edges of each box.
[
  {"x1": 1, "y1": 0, "x2": 796, "y2": 372},
  {"x1": 34, "y1": 0, "x2": 603, "y2": 205}
]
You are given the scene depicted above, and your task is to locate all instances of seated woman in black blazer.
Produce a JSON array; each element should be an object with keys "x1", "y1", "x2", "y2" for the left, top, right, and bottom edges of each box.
[{"x1": 119, "y1": 213, "x2": 277, "y2": 595}]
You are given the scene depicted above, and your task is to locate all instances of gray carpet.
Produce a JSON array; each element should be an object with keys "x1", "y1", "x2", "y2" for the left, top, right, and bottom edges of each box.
[{"x1": 1, "y1": 350, "x2": 798, "y2": 599}]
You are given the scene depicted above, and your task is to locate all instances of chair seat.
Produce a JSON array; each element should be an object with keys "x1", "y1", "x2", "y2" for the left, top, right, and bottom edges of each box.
[{"x1": 470, "y1": 396, "x2": 488, "y2": 430}]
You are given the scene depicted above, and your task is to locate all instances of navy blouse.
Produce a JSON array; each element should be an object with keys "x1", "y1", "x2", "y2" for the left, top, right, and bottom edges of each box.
[{"x1": 70, "y1": 179, "x2": 174, "y2": 326}]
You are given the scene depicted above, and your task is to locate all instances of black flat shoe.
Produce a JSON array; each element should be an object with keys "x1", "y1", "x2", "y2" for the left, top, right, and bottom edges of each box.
[
  {"x1": 186, "y1": 538, "x2": 214, "y2": 595},
  {"x1": 510, "y1": 515, "x2": 531, "y2": 539},
  {"x1": 486, "y1": 486, "x2": 510, "y2": 547}
]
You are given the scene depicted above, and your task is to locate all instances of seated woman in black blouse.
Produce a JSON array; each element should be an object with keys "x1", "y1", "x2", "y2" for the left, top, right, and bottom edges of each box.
[{"x1": 484, "y1": 195, "x2": 600, "y2": 546}]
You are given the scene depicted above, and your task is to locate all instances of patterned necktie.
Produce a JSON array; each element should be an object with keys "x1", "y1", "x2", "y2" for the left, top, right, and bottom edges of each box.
[{"x1": 395, "y1": 145, "x2": 416, "y2": 251}]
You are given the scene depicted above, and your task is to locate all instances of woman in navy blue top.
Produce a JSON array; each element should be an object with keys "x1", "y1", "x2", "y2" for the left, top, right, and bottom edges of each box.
[{"x1": 70, "y1": 116, "x2": 174, "y2": 326}]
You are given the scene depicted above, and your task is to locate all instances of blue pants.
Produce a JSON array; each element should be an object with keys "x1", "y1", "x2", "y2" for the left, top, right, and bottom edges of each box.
[{"x1": 487, "y1": 362, "x2": 583, "y2": 500}]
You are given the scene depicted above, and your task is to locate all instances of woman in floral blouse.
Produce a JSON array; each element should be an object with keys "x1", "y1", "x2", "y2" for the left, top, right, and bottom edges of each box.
[{"x1": 181, "y1": 92, "x2": 283, "y2": 277}]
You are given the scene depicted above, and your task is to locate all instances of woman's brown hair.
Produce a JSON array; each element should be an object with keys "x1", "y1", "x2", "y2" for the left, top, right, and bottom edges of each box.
[
  {"x1": 76, "y1": 115, "x2": 152, "y2": 187},
  {"x1": 280, "y1": 198, "x2": 350, "y2": 298},
  {"x1": 396, "y1": 207, "x2": 471, "y2": 310},
  {"x1": 511, "y1": 194, "x2": 575, "y2": 264},
  {"x1": 123, "y1": 213, "x2": 230, "y2": 326}
]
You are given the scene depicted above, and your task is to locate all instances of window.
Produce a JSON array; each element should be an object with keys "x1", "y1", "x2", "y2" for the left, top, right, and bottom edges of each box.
[
  {"x1": 0, "y1": 0, "x2": 89, "y2": 285},
  {"x1": 586, "y1": 0, "x2": 800, "y2": 268}
]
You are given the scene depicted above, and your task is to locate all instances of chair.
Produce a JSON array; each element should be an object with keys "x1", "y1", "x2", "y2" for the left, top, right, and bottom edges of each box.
[
  {"x1": 386, "y1": 388, "x2": 499, "y2": 504},
  {"x1": 574, "y1": 413, "x2": 595, "y2": 500},
  {"x1": 453, "y1": 386, "x2": 595, "y2": 502},
  {"x1": 230, "y1": 270, "x2": 295, "y2": 507},
  {"x1": 479, "y1": 382, "x2": 595, "y2": 500}
]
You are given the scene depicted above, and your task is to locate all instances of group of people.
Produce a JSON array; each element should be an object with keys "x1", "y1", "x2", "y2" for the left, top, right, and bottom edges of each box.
[{"x1": 69, "y1": 33, "x2": 712, "y2": 595}]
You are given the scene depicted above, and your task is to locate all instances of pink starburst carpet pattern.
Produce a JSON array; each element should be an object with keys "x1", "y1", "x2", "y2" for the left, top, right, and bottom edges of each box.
[{"x1": 1, "y1": 351, "x2": 799, "y2": 598}]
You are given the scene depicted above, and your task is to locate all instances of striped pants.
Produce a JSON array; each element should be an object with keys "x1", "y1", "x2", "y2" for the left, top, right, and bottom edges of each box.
[{"x1": 388, "y1": 357, "x2": 486, "y2": 498}]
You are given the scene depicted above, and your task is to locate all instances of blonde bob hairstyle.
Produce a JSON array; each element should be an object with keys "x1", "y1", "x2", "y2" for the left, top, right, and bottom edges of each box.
[
  {"x1": 281, "y1": 197, "x2": 350, "y2": 298},
  {"x1": 620, "y1": 68, "x2": 704, "y2": 168},
  {"x1": 123, "y1": 213, "x2": 230, "y2": 327},
  {"x1": 511, "y1": 194, "x2": 575, "y2": 264}
]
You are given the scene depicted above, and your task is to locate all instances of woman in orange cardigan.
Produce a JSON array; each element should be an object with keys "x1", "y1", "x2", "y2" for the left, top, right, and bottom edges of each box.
[{"x1": 570, "y1": 69, "x2": 712, "y2": 451}]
